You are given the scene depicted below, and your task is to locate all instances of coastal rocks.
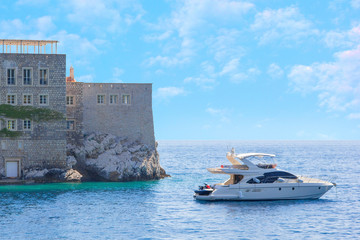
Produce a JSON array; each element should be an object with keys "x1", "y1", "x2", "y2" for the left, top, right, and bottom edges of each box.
[
  {"x1": 61, "y1": 169, "x2": 83, "y2": 182},
  {"x1": 23, "y1": 168, "x2": 82, "y2": 183},
  {"x1": 24, "y1": 169, "x2": 49, "y2": 179},
  {"x1": 67, "y1": 133, "x2": 169, "y2": 182}
]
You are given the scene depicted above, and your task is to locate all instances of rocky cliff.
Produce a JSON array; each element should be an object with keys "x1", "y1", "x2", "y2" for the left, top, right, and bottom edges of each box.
[
  {"x1": 22, "y1": 133, "x2": 168, "y2": 183},
  {"x1": 67, "y1": 133, "x2": 168, "y2": 182}
]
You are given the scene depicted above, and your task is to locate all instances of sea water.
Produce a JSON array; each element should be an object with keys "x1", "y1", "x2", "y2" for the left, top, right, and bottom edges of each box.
[{"x1": 0, "y1": 141, "x2": 359, "y2": 239}]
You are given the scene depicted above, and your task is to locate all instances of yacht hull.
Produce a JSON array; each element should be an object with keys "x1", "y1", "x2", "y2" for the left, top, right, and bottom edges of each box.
[{"x1": 194, "y1": 184, "x2": 333, "y2": 201}]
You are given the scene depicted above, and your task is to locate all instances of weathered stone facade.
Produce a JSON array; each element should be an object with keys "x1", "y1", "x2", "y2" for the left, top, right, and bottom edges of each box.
[
  {"x1": 65, "y1": 82, "x2": 155, "y2": 149},
  {"x1": 0, "y1": 53, "x2": 67, "y2": 178},
  {"x1": 81, "y1": 83, "x2": 155, "y2": 149}
]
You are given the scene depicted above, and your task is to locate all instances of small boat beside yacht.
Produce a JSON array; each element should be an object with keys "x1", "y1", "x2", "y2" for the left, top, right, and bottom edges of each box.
[{"x1": 194, "y1": 149, "x2": 335, "y2": 201}]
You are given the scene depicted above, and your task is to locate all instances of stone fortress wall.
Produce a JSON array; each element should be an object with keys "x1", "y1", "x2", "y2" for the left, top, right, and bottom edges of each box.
[
  {"x1": 81, "y1": 83, "x2": 155, "y2": 149},
  {"x1": 0, "y1": 53, "x2": 67, "y2": 177}
]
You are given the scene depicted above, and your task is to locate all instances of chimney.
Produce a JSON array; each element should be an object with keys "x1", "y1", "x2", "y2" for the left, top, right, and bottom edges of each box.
[{"x1": 70, "y1": 66, "x2": 74, "y2": 80}]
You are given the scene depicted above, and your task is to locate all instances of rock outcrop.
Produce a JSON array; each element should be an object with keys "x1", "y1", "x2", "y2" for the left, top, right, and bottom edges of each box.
[
  {"x1": 66, "y1": 133, "x2": 168, "y2": 182},
  {"x1": 24, "y1": 168, "x2": 82, "y2": 183}
]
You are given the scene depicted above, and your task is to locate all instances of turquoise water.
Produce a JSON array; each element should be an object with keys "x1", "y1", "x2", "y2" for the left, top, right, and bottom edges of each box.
[{"x1": 0, "y1": 141, "x2": 359, "y2": 239}]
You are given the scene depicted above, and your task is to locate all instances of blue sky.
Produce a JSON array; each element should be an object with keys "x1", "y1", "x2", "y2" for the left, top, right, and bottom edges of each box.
[{"x1": 1, "y1": 0, "x2": 360, "y2": 140}]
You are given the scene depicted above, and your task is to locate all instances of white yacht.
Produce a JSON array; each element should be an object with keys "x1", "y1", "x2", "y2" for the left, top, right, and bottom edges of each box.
[{"x1": 194, "y1": 149, "x2": 335, "y2": 201}]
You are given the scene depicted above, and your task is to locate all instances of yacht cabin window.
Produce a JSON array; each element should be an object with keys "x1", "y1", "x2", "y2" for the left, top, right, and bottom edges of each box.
[{"x1": 246, "y1": 171, "x2": 298, "y2": 184}]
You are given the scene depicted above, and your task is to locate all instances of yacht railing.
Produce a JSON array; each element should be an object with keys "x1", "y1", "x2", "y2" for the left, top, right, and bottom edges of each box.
[
  {"x1": 275, "y1": 175, "x2": 337, "y2": 184},
  {"x1": 297, "y1": 175, "x2": 337, "y2": 184},
  {"x1": 221, "y1": 165, "x2": 249, "y2": 170}
]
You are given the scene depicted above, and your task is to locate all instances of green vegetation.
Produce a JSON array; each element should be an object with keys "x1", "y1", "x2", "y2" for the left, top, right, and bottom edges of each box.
[
  {"x1": 0, "y1": 128, "x2": 21, "y2": 138},
  {"x1": 0, "y1": 104, "x2": 64, "y2": 138}
]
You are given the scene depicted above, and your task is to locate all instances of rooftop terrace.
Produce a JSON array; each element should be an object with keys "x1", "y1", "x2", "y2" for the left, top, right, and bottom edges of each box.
[{"x1": 0, "y1": 39, "x2": 58, "y2": 54}]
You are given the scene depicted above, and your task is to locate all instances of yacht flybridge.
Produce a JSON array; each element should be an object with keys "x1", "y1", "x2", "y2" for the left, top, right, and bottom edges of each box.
[{"x1": 194, "y1": 149, "x2": 335, "y2": 201}]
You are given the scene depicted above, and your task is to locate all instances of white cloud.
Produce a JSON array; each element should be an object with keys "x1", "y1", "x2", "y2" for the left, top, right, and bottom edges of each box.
[
  {"x1": 0, "y1": 16, "x2": 99, "y2": 58},
  {"x1": 206, "y1": 29, "x2": 246, "y2": 62},
  {"x1": 348, "y1": 113, "x2": 360, "y2": 119},
  {"x1": 351, "y1": 0, "x2": 360, "y2": 8},
  {"x1": 0, "y1": 19, "x2": 26, "y2": 37},
  {"x1": 206, "y1": 107, "x2": 225, "y2": 115},
  {"x1": 111, "y1": 67, "x2": 124, "y2": 82},
  {"x1": 183, "y1": 61, "x2": 217, "y2": 90},
  {"x1": 288, "y1": 44, "x2": 360, "y2": 112},
  {"x1": 77, "y1": 74, "x2": 95, "y2": 82},
  {"x1": 145, "y1": 0, "x2": 254, "y2": 67},
  {"x1": 113, "y1": 67, "x2": 124, "y2": 77},
  {"x1": 251, "y1": 7, "x2": 319, "y2": 45},
  {"x1": 220, "y1": 58, "x2": 261, "y2": 83},
  {"x1": 65, "y1": 0, "x2": 144, "y2": 36},
  {"x1": 36, "y1": 16, "x2": 55, "y2": 33},
  {"x1": 51, "y1": 30, "x2": 100, "y2": 56},
  {"x1": 184, "y1": 77, "x2": 216, "y2": 90},
  {"x1": 16, "y1": 0, "x2": 49, "y2": 5},
  {"x1": 185, "y1": 58, "x2": 260, "y2": 89},
  {"x1": 220, "y1": 58, "x2": 240, "y2": 76},
  {"x1": 267, "y1": 63, "x2": 284, "y2": 79},
  {"x1": 229, "y1": 66, "x2": 261, "y2": 83},
  {"x1": 144, "y1": 31, "x2": 173, "y2": 42},
  {"x1": 155, "y1": 87, "x2": 186, "y2": 99},
  {"x1": 206, "y1": 107, "x2": 231, "y2": 123},
  {"x1": 169, "y1": 0, "x2": 254, "y2": 39},
  {"x1": 324, "y1": 24, "x2": 360, "y2": 48},
  {"x1": 146, "y1": 55, "x2": 188, "y2": 67}
]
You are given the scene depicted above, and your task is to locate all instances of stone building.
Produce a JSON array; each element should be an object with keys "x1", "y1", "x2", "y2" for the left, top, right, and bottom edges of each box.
[
  {"x1": 0, "y1": 39, "x2": 66, "y2": 179},
  {"x1": 0, "y1": 39, "x2": 157, "y2": 180}
]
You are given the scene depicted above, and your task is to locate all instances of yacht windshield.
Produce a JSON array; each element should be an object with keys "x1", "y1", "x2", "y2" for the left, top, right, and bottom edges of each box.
[
  {"x1": 264, "y1": 171, "x2": 297, "y2": 179},
  {"x1": 246, "y1": 171, "x2": 297, "y2": 184}
]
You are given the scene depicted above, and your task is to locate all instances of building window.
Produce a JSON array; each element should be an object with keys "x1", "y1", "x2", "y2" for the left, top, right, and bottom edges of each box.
[
  {"x1": 23, "y1": 120, "x2": 32, "y2": 131},
  {"x1": 122, "y1": 94, "x2": 131, "y2": 104},
  {"x1": 1, "y1": 140, "x2": 6, "y2": 150},
  {"x1": 18, "y1": 140, "x2": 24, "y2": 150},
  {"x1": 109, "y1": 95, "x2": 118, "y2": 104},
  {"x1": 39, "y1": 69, "x2": 48, "y2": 85},
  {"x1": 7, "y1": 69, "x2": 16, "y2": 85},
  {"x1": 7, "y1": 94, "x2": 17, "y2": 105},
  {"x1": 66, "y1": 96, "x2": 75, "y2": 105},
  {"x1": 7, "y1": 120, "x2": 16, "y2": 131},
  {"x1": 97, "y1": 95, "x2": 105, "y2": 104},
  {"x1": 67, "y1": 120, "x2": 75, "y2": 130},
  {"x1": 23, "y1": 68, "x2": 32, "y2": 85},
  {"x1": 39, "y1": 95, "x2": 48, "y2": 105},
  {"x1": 23, "y1": 94, "x2": 32, "y2": 105}
]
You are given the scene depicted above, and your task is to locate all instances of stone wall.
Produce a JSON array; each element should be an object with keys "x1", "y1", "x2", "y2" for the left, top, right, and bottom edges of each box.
[
  {"x1": 66, "y1": 82, "x2": 84, "y2": 146},
  {"x1": 81, "y1": 83, "x2": 155, "y2": 149},
  {"x1": 0, "y1": 53, "x2": 67, "y2": 178}
]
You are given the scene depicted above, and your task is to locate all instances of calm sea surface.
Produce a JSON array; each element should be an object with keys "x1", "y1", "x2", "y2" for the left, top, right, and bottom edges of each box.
[{"x1": 0, "y1": 141, "x2": 359, "y2": 239}]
